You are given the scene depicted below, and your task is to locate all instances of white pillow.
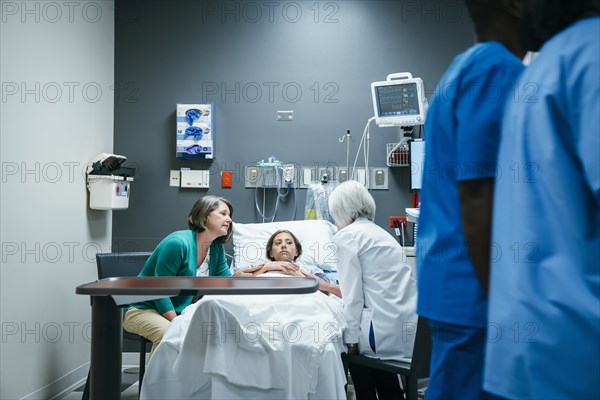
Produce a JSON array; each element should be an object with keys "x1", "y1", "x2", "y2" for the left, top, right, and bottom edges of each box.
[{"x1": 232, "y1": 220, "x2": 338, "y2": 271}]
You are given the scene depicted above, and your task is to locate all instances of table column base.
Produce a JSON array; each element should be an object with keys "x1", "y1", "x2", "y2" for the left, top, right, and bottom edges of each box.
[{"x1": 90, "y1": 296, "x2": 123, "y2": 400}]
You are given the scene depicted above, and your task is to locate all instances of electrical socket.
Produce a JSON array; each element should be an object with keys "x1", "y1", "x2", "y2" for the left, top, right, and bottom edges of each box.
[
  {"x1": 169, "y1": 170, "x2": 180, "y2": 187},
  {"x1": 277, "y1": 110, "x2": 293, "y2": 121},
  {"x1": 375, "y1": 169, "x2": 385, "y2": 185},
  {"x1": 244, "y1": 165, "x2": 260, "y2": 188},
  {"x1": 339, "y1": 169, "x2": 348, "y2": 183},
  {"x1": 370, "y1": 167, "x2": 389, "y2": 190}
]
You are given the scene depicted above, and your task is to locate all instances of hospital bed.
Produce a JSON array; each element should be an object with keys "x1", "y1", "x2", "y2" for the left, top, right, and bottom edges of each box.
[{"x1": 140, "y1": 220, "x2": 348, "y2": 399}]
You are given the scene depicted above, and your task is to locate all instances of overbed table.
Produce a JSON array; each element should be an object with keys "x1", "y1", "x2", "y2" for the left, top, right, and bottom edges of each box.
[{"x1": 76, "y1": 276, "x2": 319, "y2": 400}]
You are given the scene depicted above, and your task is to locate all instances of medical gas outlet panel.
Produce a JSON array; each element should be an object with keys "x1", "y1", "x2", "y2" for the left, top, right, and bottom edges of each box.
[
  {"x1": 244, "y1": 161, "x2": 297, "y2": 189},
  {"x1": 244, "y1": 165, "x2": 388, "y2": 190}
]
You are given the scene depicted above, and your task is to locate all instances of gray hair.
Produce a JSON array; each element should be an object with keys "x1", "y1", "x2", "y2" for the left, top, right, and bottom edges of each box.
[
  {"x1": 187, "y1": 196, "x2": 233, "y2": 243},
  {"x1": 328, "y1": 180, "x2": 376, "y2": 229}
]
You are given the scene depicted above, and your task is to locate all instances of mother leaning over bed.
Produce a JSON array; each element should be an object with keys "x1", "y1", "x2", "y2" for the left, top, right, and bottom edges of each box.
[
  {"x1": 123, "y1": 196, "x2": 257, "y2": 353},
  {"x1": 328, "y1": 180, "x2": 418, "y2": 400}
]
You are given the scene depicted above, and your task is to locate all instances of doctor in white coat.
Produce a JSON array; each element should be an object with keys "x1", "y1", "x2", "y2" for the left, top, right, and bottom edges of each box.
[{"x1": 328, "y1": 180, "x2": 418, "y2": 400}]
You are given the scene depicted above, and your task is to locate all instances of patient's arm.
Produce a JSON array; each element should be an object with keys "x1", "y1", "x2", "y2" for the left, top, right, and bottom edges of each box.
[
  {"x1": 303, "y1": 272, "x2": 342, "y2": 298},
  {"x1": 251, "y1": 261, "x2": 304, "y2": 276},
  {"x1": 233, "y1": 265, "x2": 264, "y2": 277}
]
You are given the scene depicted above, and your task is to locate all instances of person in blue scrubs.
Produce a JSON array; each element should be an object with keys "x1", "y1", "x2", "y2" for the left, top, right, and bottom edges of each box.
[
  {"x1": 485, "y1": 2, "x2": 600, "y2": 399},
  {"x1": 416, "y1": 1, "x2": 530, "y2": 398}
]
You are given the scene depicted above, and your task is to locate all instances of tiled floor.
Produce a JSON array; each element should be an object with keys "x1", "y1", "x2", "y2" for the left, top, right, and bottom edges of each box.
[{"x1": 58, "y1": 367, "x2": 140, "y2": 400}]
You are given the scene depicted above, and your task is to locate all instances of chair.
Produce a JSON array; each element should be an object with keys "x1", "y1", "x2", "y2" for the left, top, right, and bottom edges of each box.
[
  {"x1": 347, "y1": 316, "x2": 432, "y2": 400},
  {"x1": 82, "y1": 252, "x2": 153, "y2": 400}
]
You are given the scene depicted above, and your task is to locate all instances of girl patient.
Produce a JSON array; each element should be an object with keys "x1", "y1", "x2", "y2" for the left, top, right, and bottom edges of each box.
[{"x1": 250, "y1": 229, "x2": 341, "y2": 298}]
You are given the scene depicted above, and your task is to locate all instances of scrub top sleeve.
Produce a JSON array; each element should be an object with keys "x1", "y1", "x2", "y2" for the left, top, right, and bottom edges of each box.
[
  {"x1": 209, "y1": 242, "x2": 232, "y2": 277},
  {"x1": 572, "y1": 56, "x2": 600, "y2": 198},
  {"x1": 335, "y1": 232, "x2": 364, "y2": 344},
  {"x1": 455, "y1": 62, "x2": 524, "y2": 181}
]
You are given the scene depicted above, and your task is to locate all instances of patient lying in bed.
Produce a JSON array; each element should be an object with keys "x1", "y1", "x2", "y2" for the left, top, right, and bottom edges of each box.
[{"x1": 248, "y1": 229, "x2": 342, "y2": 298}]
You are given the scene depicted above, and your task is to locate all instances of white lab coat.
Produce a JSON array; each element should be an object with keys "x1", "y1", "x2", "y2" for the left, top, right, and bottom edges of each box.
[{"x1": 334, "y1": 218, "x2": 418, "y2": 362}]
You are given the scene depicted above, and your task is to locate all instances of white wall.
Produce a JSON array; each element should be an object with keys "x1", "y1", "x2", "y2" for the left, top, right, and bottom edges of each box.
[{"x1": 1, "y1": 1, "x2": 114, "y2": 398}]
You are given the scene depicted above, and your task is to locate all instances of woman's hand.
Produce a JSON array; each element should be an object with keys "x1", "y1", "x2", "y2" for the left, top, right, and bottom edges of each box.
[
  {"x1": 233, "y1": 265, "x2": 263, "y2": 277},
  {"x1": 347, "y1": 343, "x2": 359, "y2": 355},
  {"x1": 162, "y1": 310, "x2": 177, "y2": 322}
]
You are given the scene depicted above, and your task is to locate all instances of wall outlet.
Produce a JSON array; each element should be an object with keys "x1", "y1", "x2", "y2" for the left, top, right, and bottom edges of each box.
[
  {"x1": 277, "y1": 110, "x2": 293, "y2": 121},
  {"x1": 375, "y1": 169, "x2": 385, "y2": 185},
  {"x1": 338, "y1": 169, "x2": 348, "y2": 183},
  {"x1": 370, "y1": 168, "x2": 388, "y2": 190},
  {"x1": 244, "y1": 165, "x2": 260, "y2": 188},
  {"x1": 169, "y1": 170, "x2": 180, "y2": 187}
]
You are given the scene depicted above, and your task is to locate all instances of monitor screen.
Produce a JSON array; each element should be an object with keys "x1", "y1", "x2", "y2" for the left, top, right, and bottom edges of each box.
[
  {"x1": 376, "y1": 83, "x2": 420, "y2": 117},
  {"x1": 371, "y1": 73, "x2": 427, "y2": 127},
  {"x1": 409, "y1": 139, "x2": 425, "y2": 192}
]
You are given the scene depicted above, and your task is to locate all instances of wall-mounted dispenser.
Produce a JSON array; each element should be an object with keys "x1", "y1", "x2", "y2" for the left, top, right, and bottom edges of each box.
[
  {"x1": 86, "y1": 153, "x2": 135, "y2": 210},
  {"x1": 176, "y1": 103, "x2": 214, "y2": 159}
]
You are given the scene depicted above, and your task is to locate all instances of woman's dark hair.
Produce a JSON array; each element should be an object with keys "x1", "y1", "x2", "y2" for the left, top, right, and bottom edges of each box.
[
  {"x1": 265, "y1": 230, "x2": 302, "y2": 261},
  {"x1": 187, "y1": 196, "x2": 233, "y2": 244}
]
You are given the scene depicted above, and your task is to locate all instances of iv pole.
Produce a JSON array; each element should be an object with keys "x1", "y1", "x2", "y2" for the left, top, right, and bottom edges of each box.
[{"x1": 338, "y1": 129, "x2": 354, "y2": 175}]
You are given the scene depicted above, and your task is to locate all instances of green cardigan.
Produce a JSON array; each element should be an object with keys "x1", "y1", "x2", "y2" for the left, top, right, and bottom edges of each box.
[{"x1": 131, "y1": 229, "x2": 231, "y2": 315}]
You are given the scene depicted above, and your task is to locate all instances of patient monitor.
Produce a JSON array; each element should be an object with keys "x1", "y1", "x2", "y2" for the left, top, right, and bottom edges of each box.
[{"x1": 371, "y1": 72, "x2": 428, "y2": 127}]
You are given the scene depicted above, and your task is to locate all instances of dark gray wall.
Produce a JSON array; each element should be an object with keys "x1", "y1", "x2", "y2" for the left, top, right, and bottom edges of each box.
[{"x1": 113, "y1": 0, "x2": 474, "y2": 251}]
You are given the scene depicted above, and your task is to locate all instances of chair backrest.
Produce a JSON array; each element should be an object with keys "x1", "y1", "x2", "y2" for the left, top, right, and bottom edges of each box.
[
  {"x1": 95, "y1": 253, "x2": 153, "y2": 369},
  {"x1": 410, "y1": 316, "x2": 433, "y2": 378},
  {"x1": 96, "y1": 252, "x2": 152, "y2": 279}
]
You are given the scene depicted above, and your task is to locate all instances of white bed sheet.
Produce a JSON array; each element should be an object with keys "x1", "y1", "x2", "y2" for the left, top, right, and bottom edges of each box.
[{"x1": 141, "y1": 283, "x2": 348, "y2": 400}]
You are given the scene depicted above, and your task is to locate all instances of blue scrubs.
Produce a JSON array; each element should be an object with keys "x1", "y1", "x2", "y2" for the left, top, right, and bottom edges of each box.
[
  {"x1": 417, "y1": 42, "x2": 524, "y2": 399},
  {"x1": 485, "y1": 17, "x2": 600, "y2": 399}
]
